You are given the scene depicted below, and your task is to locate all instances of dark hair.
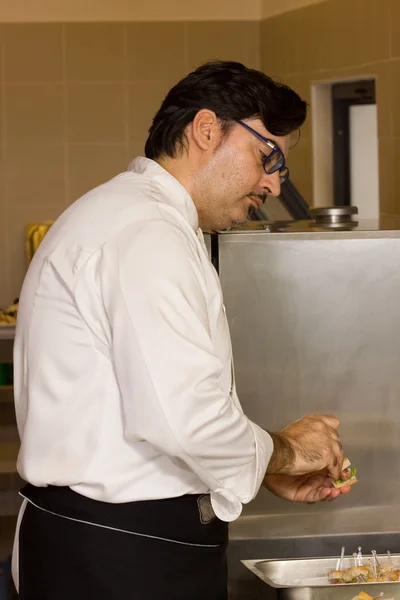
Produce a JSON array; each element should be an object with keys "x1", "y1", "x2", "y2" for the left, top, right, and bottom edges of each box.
[{"x1": 145, "y1": 60, "x2": 307, "y2": 160}]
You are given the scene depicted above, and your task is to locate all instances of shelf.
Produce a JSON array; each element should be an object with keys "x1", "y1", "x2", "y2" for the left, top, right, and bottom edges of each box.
[
  {"x1": 0, "y1": 428, "x2": 18, "y2": 444},
  {"x1": 0, "y1": 489, "x2": 22, "y2": 517},
  {"x1": 0, "y1": 388, "x2": 14, "y2": 404},
  {"x1": 0, "y1": 326, "x2": 15, "y2": 341},
  {"x1": 0, "y1": 443, "x2": 19, "y2": 475}
]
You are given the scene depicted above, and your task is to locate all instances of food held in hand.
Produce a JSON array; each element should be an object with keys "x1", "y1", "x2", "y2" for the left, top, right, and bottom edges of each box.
[{"x1": 333, "y1": 457, "x2": 358, "y2": 489}]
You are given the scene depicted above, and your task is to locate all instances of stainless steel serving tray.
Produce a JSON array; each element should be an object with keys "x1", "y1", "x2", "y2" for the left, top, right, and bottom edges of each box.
[{"x1": 242, "y1": 555, "x2": 400, "y2": 600}]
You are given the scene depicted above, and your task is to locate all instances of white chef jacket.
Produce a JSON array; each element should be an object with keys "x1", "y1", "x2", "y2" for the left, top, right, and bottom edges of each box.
[{"x1": 13, "y1": 157, "x2": 273, "y2": 522}]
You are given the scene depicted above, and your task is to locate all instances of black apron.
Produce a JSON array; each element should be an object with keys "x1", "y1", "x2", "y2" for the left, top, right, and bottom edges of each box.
[{"x1": 18, "y1": 484, "x2": 228, "y2": 600}]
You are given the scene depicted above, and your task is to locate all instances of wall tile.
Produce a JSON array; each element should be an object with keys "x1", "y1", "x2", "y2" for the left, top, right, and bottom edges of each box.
[
  {"x1": 374, "y1": 61, "x2": 392, "y2": 139},
  {"x1": 316, "y1": 0, "x2": 390, "y2": 72},
  {"x1": 4, "y1": 145, "x2": 66, "y2": 209},
  {"x1": 0, "y1": 85, "x2": 3, "y2": 145},
  {"x1": 127, "y1": 80, "x2": 171, "y2": 143},
  {"x1": 287, "y1": 140, "x2": 313, "y2": 204},
  {"x1": 379, "y1": 138, "x2": 396, "y2": 215},
  {"x1": 296, "y1": 2, "x2": 328, "y2": 75},
  {"x1": 187, "y1": 21, "x2": 261, "y2": 72},
  {"x1": 0, "y1": 26, "x2": 3, "y2": 83},
  {"x1": 3, "y1": 144, "x2": 65, "y2": 301},
  {"x1": 127, "y1": 22, "x2": 185, "y2": 82},
  {"x1": 390, "y1": 139, "x2": 400, "y2": 215},
  {"x1": 65, "y1": 23, "x2": 126, "y2": 81},
  {"x1": 352, "y1": 0, "x2": 390, "y2": 66},
  {"x1": 282, "y1": 75, "x2": 312, "y2": 140},
  {"x1": 390, "y1": 0, "x2": 400, "y2": 58},
  {"x1": 67, "y1": 83, "x2": 125, "y2": 143},
  {"x1": 5, "y1": 84, "x2": 64, "y2": 146},
  {"x1": 0, "y1": 191, "x2": 9, "y2": 308},
  {"x1": 316, "y1": 0, "x2": 354, "y2": 72},
  {"x1": 263, "y1": 10, "x2": 302, "y2": 78},
  {"x1": 127, "y1": 140, "x2": 146, "y2": 163},
  {"x1": 243, "y1": 21, "x2": 261, "y2": 70},
  {"x1": 67, "y1": 144, "x2": 127, "y2": 203},
  {"x1": 0, "y1": 108, "x2": 6, "y2": 307},
  {"x1": 389, "y1": 60, "x2": 400, "y2": 138},
  {"x1": 3, "y1": 24, "x2": 63, "y2": 82}
]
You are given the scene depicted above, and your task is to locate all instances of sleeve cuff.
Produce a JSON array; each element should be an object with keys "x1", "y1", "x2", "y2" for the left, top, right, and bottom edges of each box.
[{"x1": 210, "y1": 424, "x2": 273, "y2": 522}]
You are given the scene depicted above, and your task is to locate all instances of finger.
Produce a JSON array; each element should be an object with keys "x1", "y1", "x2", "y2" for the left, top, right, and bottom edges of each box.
[
  {"x1": 324, "y1": 488, "x2": 341, "y2": 501},
  {"x1": 338, "y1": 485, "x2": 352, "y2": 495},
  {"x1": 339, "y1": 467, "x2": 351, "y2": 480},
  {"x1": 327, "y1": 428, "x2": 342, "y2": 446},
  {"x1": 306, "y1": 486, "x2": 331, "y2": 503},
  {"x1": 319, "y1": 487, "x2": 332, "y2": 502},
  {"x1": 328, "y1": 441, "x2": 344, "y2": 480},
  {"x1": 318, "y1": 414, "x2": 340, "y2": 431}
]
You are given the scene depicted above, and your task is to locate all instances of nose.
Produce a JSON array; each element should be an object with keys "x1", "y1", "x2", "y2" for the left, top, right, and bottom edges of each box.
[{"x1": 260, "y1": 170, "x2": 281, "y2": 197}]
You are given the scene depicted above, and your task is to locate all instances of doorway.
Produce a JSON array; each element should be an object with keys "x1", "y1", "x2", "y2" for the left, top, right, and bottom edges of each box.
[
  {"x1": 332, "y1": 79, "x2": 378, "y2": 217},
  {"x1": 312, "y1": 77, "x2": 379, "y2": 219}
]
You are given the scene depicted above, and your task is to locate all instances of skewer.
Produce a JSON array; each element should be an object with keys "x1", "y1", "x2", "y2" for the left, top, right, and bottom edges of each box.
[
  {"x1": 372, "y1": 549, "x2": 385, "y2": 579},
  {"x1": 371, "y1": 550, "x2": 380, "y2": 567},
  {"x1": 369, "y1": 556, "x2": 377, "y2": 581},
  {"x1": 352, "y1": 552, "x2": 366, "y2": 583},
  {"x1": 336, "y1": 546, "x2": 345, "y2": 571},
  {"x1": 356, "y1": 546, "x2": 366, "y2": 581},
  {"x1": 387, "y1": 550, "x2": 393, "y2": 571}
]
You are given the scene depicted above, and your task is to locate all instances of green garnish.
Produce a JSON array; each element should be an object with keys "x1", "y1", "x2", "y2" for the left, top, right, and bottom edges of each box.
[{"x1": 334, "y1": 465, "x2": 357, "y2": 485}]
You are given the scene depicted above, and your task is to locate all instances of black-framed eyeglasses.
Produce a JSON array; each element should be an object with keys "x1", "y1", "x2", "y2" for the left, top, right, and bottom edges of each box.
[{"x1": 237, "y1": 120, "x2": 289, "y2": 184}]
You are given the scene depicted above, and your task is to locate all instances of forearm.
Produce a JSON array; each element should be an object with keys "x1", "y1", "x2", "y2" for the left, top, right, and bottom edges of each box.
[{"x1": 264, "y1": 431, "x2": 295, "y2": 477}]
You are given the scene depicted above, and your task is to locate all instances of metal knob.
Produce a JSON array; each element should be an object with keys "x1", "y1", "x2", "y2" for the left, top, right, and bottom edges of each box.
[{"x1": 309, "y1": 206, "x2": 358, "y2": 224}]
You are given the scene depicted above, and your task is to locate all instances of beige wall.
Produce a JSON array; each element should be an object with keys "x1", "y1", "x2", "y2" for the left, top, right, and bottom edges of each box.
[
  {"x1": 1, "y1": 0, "x2": 399, "y2": 308},
  {"x1": 0, "y1": 21, "x2": 259, "y2": 307},
  {"x1": 0, "y1": 0, "x2": 262, "y2": 22},
  {"x1": 261, "y1": 0, "x2": 397, "y2": 215},
  {"x1": 0, "y1": 0, "x2": 332, "y2": 22},
  {"x1": 262, "y1": 0, "x2": 327, "y2": 19}
]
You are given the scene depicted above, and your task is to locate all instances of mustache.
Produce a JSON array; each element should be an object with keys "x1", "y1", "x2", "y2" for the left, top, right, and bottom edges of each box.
[{"x1": 248, "y1": 192, "x2": 268, "y2": 204}]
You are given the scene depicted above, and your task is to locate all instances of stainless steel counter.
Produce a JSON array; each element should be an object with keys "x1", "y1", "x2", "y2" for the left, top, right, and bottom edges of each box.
[
  {"x1": 204, "y1": 224, "x2": 400, "y2": 597},
  {"x1": 213, "y1": 228, "x2": 400, "y2": 539}
]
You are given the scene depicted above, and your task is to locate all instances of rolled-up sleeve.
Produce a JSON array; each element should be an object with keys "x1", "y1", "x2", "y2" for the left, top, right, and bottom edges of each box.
[{"x1": 100, "y1": 219, "x2": 273, "y2": 521}]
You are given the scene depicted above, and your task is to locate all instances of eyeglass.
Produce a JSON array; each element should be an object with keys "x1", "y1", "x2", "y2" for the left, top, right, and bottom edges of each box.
[{"x1": 237, "y1": 120, "x2": 289, "y2": 184}]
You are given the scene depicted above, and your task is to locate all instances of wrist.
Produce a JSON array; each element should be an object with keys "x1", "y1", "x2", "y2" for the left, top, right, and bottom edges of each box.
[{"x1": 265, "y1": 431, "x2": 295, "y2": 476}]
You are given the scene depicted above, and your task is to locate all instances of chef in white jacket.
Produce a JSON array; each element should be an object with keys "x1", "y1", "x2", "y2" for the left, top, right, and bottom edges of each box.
[{"x1": 12, "y1": 60, "x2": 351, "y2": 600}]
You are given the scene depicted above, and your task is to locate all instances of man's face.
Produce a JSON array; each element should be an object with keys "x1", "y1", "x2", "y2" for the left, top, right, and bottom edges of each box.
[{"x1": 193, "y1": 119, "x2": 290, "y2": 231}]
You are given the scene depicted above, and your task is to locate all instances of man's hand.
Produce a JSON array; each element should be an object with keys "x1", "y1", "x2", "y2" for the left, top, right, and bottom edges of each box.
[
  {"x1": 264, "y1": 470, "x2": 352, "y2": 503},
  {"x1": 266, "y1": 414, "x2": 345, "y2": 481}
]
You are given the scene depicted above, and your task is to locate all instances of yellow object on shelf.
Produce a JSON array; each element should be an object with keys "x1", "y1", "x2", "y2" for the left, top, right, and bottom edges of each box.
[{"x1": 25, "y1": 221, "x2": 53, "y2": 264}]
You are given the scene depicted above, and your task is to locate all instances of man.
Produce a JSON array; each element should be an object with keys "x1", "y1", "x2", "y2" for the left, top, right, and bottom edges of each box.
[{"x1": 12, "y1": 61, "x2": 351, "y2": 599}]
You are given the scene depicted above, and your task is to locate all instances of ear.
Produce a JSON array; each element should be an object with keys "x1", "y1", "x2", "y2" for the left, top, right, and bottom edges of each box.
[{"x1": 189, "y1": 109, "x2": 222, "y2": 151}]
